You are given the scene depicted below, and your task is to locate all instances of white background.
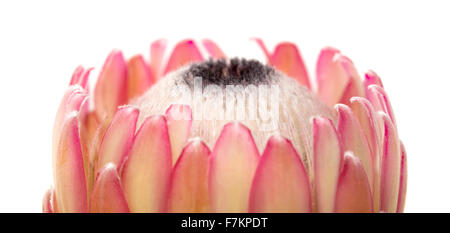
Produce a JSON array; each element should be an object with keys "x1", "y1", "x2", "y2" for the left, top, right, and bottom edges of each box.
[{"x1": 0, "y1": 0, "x2": 449, "y2": 212}]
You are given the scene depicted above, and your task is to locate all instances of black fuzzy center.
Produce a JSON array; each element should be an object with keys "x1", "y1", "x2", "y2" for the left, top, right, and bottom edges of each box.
[{"x1": 183, "y1": 58, "x2": 276, "y2": 87}]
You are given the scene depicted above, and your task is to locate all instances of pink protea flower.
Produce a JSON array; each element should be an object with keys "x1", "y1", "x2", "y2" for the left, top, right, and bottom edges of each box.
[{"x1": 43, "y1": 38, "x2": 407, "y2": 213}]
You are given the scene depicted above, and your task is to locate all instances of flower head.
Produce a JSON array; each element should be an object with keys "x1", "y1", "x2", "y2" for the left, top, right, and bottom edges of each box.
[{"x1": 44, "y1": 39, "x2": 407, "y2": 213}]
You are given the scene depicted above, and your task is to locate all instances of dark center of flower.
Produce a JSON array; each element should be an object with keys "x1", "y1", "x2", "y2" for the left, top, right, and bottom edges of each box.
[{"x1": 183, "y1": 58, "x2": 276, "y2": 88}]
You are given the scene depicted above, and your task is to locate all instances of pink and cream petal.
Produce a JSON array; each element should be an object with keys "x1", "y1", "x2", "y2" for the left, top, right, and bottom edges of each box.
[
  {"x1": 167, "y1": 140, "x2": 211, "y2": 213},
  {"x1": 349, "y1": 97, "x2": 381, "y2": 211},
  {"x1": 249, "y1": 135, "x2": 312, "y2": 213},
  {"x1": 53, "y1": 87, "x2": 86, "y2": 152},
  {"x1": 90, "y1": 163, "x2": 129, "y2": 213},
  {"x1": 96, "y1": 106, "x2": 139, "y2": 174},
  {"x1": 69, "y1": 66, "x2": 92, "y2": 89},
  {"x1": 163, "y1": 39, "x2": 203, "y2": 75},
  {"x1": 78, "y1": 68, "x2": 93, "y2": 90},
  {"x1": 379, "y1": 113, "x2": 401, "y2": 213},
  {"x1": 69, "y1": 66, "x2": 84, "y2": 86},
  {"x1": 94, "y1": 50, "x2": 128, "y2": 119},
  {"x1": 334, "y1": 152, "x2": 373, "y2": 213},
  {"x1": 269, "y1": 42, "x2": 310, "y2": 88},
  {"x1": 367, "y1": 85, "x2": 397, "y2": 126},
  {"x1": 85, "y1": 115, "x2": 112, "y2": 195},
  {"x1": 349, "y1": 97, "x2": 380, "y2": 163},
  {"x1": 53, "y1": 88, "x2": 87, "y2": 170},
  {"x1": 252, "y1": 38, "x2": 271, "y2": 59},
  {"x1": 364, "y1": 70, "x2": 384, "y2": 95},
  {"x1": 335, "y1": 55, "x2": 364, "y2": 105},
  {"x1": 312, "y1": 117, "x2": 342, "y2": 213},
  {"x1": 209, "y1": 122, "x2": 260, "y2": 213},
  {"x1": 150, "y1": 39, "x2": 168, "y2": 80},
  {"x1": 397, "y1": 142, "x2": 408, "y2": 213},
  {"x1": 53, "y1": 86, "x2": 85, "y2": 151},
  {"x1": 336, "y1": 104, "x2": 374, "y2": 194},
  {"x1": 54, "y1": 113, "x2": 88, "y2": 213},
  {"x1": 127, "y1": 55, "x2": 154, "y2": 101},
  {"x1": 79, "y1": 109, "x2": 101, "y2": 167},
  {"x1": 315, "y1": 47, "x2": 350, "y2": 106},
  {"x1": 121, "y1": 116, "x2": 172, "y2": 212},
  {"x1": 67, "y1": 93, "x2": 88, "y2": 116},
  {"x1": 42, "y1": 188, "x2": 55, "y2": 213},
  {"x1": 77, "y1": 97, "x2": 94, "y2": 197},
  {"x1": 202, "y1": 39, "x2": 226, "y2": 59},
  {"x1": 165, "y1": 104, "x2": 192, "y2": 165}
]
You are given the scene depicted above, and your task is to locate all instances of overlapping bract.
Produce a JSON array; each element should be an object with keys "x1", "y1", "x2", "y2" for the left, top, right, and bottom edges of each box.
[{"x1": 44, "y1": 39, "x2": 406, "y2": 213}]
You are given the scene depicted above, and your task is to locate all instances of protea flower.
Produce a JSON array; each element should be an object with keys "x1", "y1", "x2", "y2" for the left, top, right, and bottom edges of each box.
[{"x1": 43, "y1": 38, "x2": 407, "y2": 213}]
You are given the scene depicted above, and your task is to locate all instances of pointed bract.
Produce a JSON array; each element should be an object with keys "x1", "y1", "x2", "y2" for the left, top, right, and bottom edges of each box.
[
  {"x1": 367, "y1": 85, "x2": 397, "y2": 126},
  {"x1": 397, "y1": 142, "x2": 408, "y2": 213},
  {"x1": 77, "y1": 68, "x2": 93, "y2": 90},
  {"x1": 150, "y1": 39, "x2": 168, "y2": 79},
  {"x1": 96, "y1": 106, "x2": 139, "y2": 174},
  {"x1": 163, "y1": 39, "x2": 203, "y2": 75},
  {"x1": 336, "y1": 104, "x2": 374, "y2": 194},
  {"x1": 316, "y1": 47, "x2": 349, "y2": 106},
  {"x1": 90, "y1": 164, "x2": 129, "y2": 213},
  {"x1": 349, "y1": 97, "x2": 381, "y2": 211},
  {"x1": 209, "y1": 122, "x2": 260, "y2": 213},
  {"x1": 167, "y1": 140, "x2": 210, "y2": 213},
  {"x1": 349, "y1": 97, "x2": 380, "y2": 163},
  {"x1": 70, "y1": 66, "x2": 84, "y2": 86},
  {"x1": 121, "y1": 116, "x2": 172, "y2": 212},
  {"x1": 94, "y1": 50, "x2": 128, "y2": 119},
  {"x1": 249, "y1": 135, "x2": 312, "y2": 213},
  {"x1": 42, "y1": 188, "x2": 55, "y2": 213},
  {"x1": 54, "y1": 114, "x2": 88, "y2": 213},
  {"x1": 127, "y1": 55, "x2": 154, "y2": 101},
  {"x1": 165, "y1": 104, "x2": 192, "y2": 165},
  {"x1": 335, "y1": 152, "x2": 373, "y2": 213},
  {"x1": 269, "y1": 42, "x2": 310, "y2": 88},
  {"x1": 364, "y1": 70, "x2": 383, "y2": 95},
  {"x1": 313, "y1": 117, "x2": 342, "y2": 213},
  {"x1": 53, "y1": 88, "x2": 87, "y2": 167},
  {"x1": 380, "y1": 113, "x2": 401, "y2": 213},
  {"x1": 202, "y1": 39, "x2": 226, "y2": 58},
  {"x1": 252, "y1": 38, "x2": 271, "y2": 59},
  {"x1": 78, "y1": 97, "x2": 95, "y2": 198},
  {"x1": 254, "y1": 39, "x2": 310, "y2": 88},
  {"x1": 53, "y1": 86, "x2": 86, "y2": 158},
  {"x1": 70, "y1": 66, "x2": 92, "y2": 89},
  {"x1": 335, "y1": 55, "x2": 364, "y2": 105}
]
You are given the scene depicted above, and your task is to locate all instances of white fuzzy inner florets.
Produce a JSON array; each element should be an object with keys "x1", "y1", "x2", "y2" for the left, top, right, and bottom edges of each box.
[{"x1": 132, "y1": 59, "x2": 335, "y2": 173}]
